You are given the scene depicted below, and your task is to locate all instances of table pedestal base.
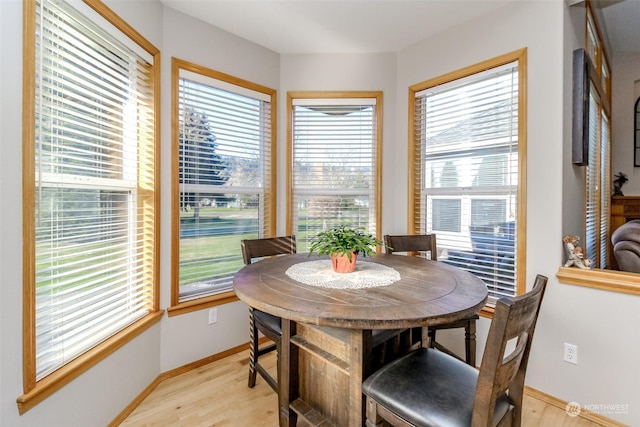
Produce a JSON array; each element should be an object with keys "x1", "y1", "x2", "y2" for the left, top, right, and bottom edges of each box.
[{"x1": 282, "y1": 322, "x2": 416, "y2": 426}]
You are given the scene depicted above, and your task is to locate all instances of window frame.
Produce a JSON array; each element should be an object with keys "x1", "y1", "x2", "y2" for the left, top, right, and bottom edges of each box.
[
  {"x1": 169, "y1": 58, "x2": 277, "y2": 316},
  {"x1": 286, "y1": 91, "x2": 383, "y2": 247},
  {"x1": 19, "y1": 0, "x2": 161, "y2": 413},
  {"x1": 408, "y1": 49, "x2": 528, "y2": 309}
]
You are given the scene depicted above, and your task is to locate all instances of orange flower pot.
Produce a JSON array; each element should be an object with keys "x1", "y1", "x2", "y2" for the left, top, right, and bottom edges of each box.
[{"x1": 331, "y1": 252, "x2": 357, "y2": 273}]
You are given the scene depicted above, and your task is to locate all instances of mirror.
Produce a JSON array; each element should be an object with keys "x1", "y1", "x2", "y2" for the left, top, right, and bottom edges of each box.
[
  {"x1": 564, "y1": 1, "x2": 640, "y2": 280},
  {"x1": 558, "y1": 2, "x2": 640, "y2": 295},
  {"x1": 602, "y1": 1, "x2": 640, "y2": 276}
]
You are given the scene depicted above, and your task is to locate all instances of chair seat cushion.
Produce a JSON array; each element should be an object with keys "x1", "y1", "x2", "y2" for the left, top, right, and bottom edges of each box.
[
  {"x1": 362, "y1": 348, "x2": 510, "y2": 427},
  {"x1": 254, "y1": 309, "x2": 282, "y2": 335}
]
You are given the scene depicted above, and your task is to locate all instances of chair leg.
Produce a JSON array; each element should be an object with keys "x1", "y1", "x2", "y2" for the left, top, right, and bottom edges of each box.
[
  {"x1": 407, "y1": 327, "x2": 421, "y2": 350},
  {"x1": 275, "y1": 340, "x2": 281, "y2": 393},
  {"x1": 428, "y1": 328, "x2": 436, "y2": 348},
  {"x1": 428, "y1": 322, "x2": 477, "y2": 366},
  {"x1": 399, "y1": 329, "x2": 412, "y2": 354},
  {"x1": 465, "y1": 320, "x2": 477, "y2": 367},
  {"x1": 365, "y1": 397, "x2": 386, "y2": 427},
  {"x1": 248, "y1": 308, "x2": 259, "y2": 388}
]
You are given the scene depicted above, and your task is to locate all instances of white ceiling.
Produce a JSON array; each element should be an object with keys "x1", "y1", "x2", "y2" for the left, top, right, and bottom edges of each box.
[
  {"x1": 160, "y1": 0, "x2": 640, "y2": 54},
  {"x1": 160, "y1": 0, "x2": 514, "y2": 54}
]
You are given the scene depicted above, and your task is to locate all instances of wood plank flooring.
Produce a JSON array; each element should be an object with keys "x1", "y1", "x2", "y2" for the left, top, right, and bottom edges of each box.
[{"x1": 119, "y1": 350, "x2": 605, "y2": 427}]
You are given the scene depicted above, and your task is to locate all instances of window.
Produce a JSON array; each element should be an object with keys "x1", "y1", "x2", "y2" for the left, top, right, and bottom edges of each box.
[
  {"x1": 171, "y1": 59, "x2": 275, "y2": 312},
  {"x1": 586, "y1": 6, "x2": 611, "y2": 98},
  {"x1": 287, "y1": 92, "x2": 382, "y2": 249},
  {"x1": 21, "y1": 0, "x2": 160, "y2": 412},
  {"x1": 409, "y1": 49, "x2": 527, "y2": 302},
  {"x1": 583, "y1": 4, "x2": 611, "y2": 268}
]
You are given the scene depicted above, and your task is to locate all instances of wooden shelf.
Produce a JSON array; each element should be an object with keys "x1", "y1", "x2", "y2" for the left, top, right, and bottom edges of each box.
[
  {"x1": 290, "y1": 335, "x2": 350, "y2": 375},
  {"x1": 290, "y1": 398, "x2": 334, "y2": 426}
]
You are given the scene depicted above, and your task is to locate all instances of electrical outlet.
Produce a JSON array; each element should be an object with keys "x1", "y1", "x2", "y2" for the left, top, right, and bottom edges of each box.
[
  {"x1": 564, "y1": 343, "x2": 578, "y2": 364},
  {"x1": 208, "y1": 308, "x2": 218, "y2": 324}
]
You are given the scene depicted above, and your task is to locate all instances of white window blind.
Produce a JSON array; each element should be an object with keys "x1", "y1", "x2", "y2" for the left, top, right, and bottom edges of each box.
[
  {"x1": 290, "y1": 96, "x2": 379, "y2": 250},
  {"x1": 413, "y1": 61, "x2": 520, "y2": 301},
  {"x1": 176, "y1": 64, "x2": 273, "y2": 302},
  {"x1": 584, "y1": 87, "x2": 610, "y2": 268},
  {"x1": 585, "y1": 88, "x2": 601, "y2": 265},
  {"x1": 33, "y1": 0, "x2": 156, "y2": 380}
]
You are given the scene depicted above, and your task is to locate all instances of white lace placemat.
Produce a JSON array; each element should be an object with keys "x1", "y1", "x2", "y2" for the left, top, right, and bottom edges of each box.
[{"x1": 285, "y1": 260, "x2": 401, "y2": 289}]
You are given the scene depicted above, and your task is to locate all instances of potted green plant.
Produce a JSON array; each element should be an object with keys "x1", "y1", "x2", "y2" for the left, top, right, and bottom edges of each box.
[{"x1": 308, "y1": 225, "x2": 384, "y2": 273}]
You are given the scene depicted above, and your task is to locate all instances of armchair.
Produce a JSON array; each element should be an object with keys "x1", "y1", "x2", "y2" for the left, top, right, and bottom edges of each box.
[{"x1": 611, "y1": 219, "x2": 640, "y2": 273}]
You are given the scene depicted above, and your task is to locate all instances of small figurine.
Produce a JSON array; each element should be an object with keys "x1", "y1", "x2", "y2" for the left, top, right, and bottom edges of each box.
[
  {"x1": 562, "y1": 235, "x2": 592, "y2": 269},
  {"x1": 613, "y1": 172, "x2": 628, "y2": 196}
]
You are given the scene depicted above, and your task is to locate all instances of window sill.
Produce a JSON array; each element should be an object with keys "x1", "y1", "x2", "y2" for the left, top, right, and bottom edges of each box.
[
  {"x1": 17, "y1": 310, "x2": 163, "y2": 414},
  {"x1": 556, "y1": 266, "x2": 640, "y2": 295},
  {"x1": 479, "y1": 305, "x2": 495, "y2": 318},
  {"x1": 167, "y1": 291, "x2": 239, "y2": 317}
]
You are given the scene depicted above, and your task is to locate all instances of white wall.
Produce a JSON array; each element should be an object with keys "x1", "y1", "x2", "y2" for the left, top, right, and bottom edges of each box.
[
  {"x1": 561, "y1": 6, "x2": 640, "y2": 421},
  {"x1": 0, "y1": 1, "x2": 279, "y2": 425},
  {"x1": 2, "y1": 0, "x2": 639, "y2": 426},
  {"x1": 279, "y1": 53, "x2": 397, "y2": 235},
  {"x1": 0, "y1": 1, "x2": 16, "y2": 422},
  {"x1": 0, "y1": 0, "x2": 6, "y2": 422},
  {"x1": 397, "y1": 1, "x2": 640, "y2": 425},
  {"x1": 158, "y1": 7, "x2": 281, "y2": 373},
  {"x1": 398, "y1": 2, "x2": 565, "y2": 280},
  {"x1": 562, "y1": 3, "x2": 587, "y2": 239},
  {"x1": 0, "y1": 0, "x2": 8, "y2": 422}
]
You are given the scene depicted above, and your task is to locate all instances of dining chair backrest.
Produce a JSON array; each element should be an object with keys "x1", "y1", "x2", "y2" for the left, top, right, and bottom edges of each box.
[
  {"x1": 384, "y1": 234, "x2": 437, "y2": 261},
  {"x1": 361, "y1": 274, "x2": 547, "y2": 427},
  {"x1": 241, "y1": 235, "x2": 297, "y2": 265},
  {"x1": 472, "y1": 274, "x2": 547, "y2": 425},
  {"x1": 241, "y1": 235, "x2": 297, "y2": 394}
]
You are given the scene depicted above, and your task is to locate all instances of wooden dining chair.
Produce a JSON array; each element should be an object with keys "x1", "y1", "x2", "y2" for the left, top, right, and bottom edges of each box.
[
  {"x1": 240, "y1": 235, "x2": 296, "y2": 394},
  {"x1": 362, "y1": 274, "x2": 548, "y2": 427},
  {"x1": 384, "y1": 233, "x2": 480, "y2": 366}
]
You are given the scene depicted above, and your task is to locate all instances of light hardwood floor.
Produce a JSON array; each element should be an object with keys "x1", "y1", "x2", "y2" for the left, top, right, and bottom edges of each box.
[{"x1": 119, "y1": 350, "x2": 606, "y2": 427}]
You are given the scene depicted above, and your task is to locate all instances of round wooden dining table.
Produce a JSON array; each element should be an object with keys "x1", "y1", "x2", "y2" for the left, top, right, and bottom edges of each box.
[{"x1": 233, "y1": 253, "x2": 488, "y2": 427}]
